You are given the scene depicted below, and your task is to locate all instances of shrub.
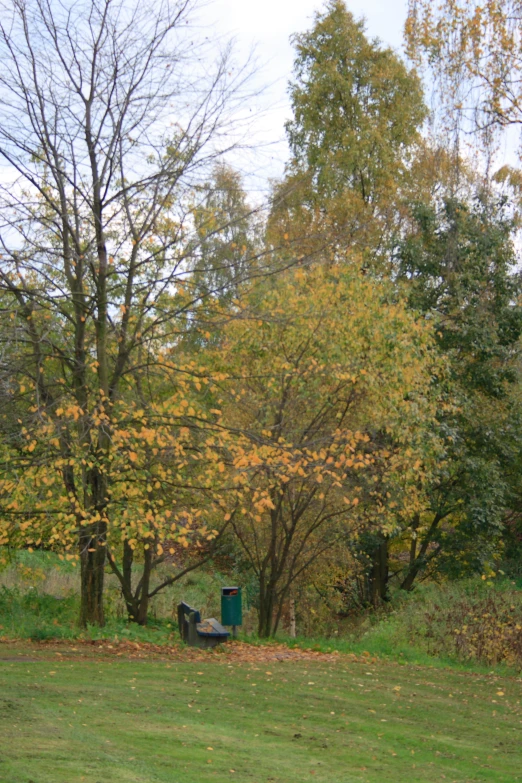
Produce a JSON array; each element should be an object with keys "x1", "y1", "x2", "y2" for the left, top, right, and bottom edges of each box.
[{"x1": 422, "y1": 588, "x2": 522, "y2": 667}]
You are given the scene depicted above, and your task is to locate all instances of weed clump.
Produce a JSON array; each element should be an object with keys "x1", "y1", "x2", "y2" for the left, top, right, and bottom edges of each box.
[{"x1": 424, "y1": 590, "x2": 522, "y2": 667}]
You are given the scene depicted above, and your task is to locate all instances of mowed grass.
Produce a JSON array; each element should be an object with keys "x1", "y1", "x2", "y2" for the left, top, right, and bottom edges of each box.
[{"x1": 0, "y1": 643, "x2": 521, "y2": 783}]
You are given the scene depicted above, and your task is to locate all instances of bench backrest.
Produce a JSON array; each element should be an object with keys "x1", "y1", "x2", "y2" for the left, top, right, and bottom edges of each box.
[
  {"x1": 178, "y1": 601, "x2": 201, "y2": 623},
  {"x1": 177, "y1": 601, "x2": 201, "y2": 642}
]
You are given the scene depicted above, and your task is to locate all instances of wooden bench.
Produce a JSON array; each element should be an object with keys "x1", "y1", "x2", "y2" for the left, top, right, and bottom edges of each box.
[{"x1": 177, "y1": 601, "x2": 230, "y2": 648}]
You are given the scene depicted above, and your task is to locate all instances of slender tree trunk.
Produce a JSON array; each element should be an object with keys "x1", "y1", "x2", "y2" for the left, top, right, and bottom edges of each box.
[
  {"x1": 400, "y1": 514, "x2": 442, "y2": 592},
  {"x1": 121, "y1": 540, "x2": 139, "y2": 621},
  {"x1": 79, "y1": 455, "x2": 109, "y2": 625},
  {"x1": 370, "y1": 537, "x2": 388, "y2": 607},
  {"x1": 116, "y1": 542, "x2": 154, "y2": 625},
  {"x1": 400, "y1": 563, "x2": 420, "y2": 592},
  {"x1": 135, "y1": 547, "x2": 153, "y2": 626},
  {"x1": 289, "y1": 598, "x2": 296, "y2": 638},
  {"x1": 79, "y1": 523, "x2": 106, "y2": 626},
  {"x1": 258, "y1": 576, "x2": 275, "y2": 638},
  {"x1": 78, "y1": 94, "x2": 112, "y2": 627}
]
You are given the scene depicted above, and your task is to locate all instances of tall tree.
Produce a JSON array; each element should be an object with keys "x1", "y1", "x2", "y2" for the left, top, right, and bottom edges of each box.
[
  {"x1": 189, "y1": 163, "x2": 261, "y2": 304},
  {"x1": 203, "y1": 263, "x2": 440, "y2": 636},
  {"x1": 274, "y1": 0, "x2": 427, "y2": 260},
  {"x1": 395, "y1": 192, "x2": 522, "y2": 589},
  {"x1": 0, "y1": 0, "x2": 258, "y2": 625}
]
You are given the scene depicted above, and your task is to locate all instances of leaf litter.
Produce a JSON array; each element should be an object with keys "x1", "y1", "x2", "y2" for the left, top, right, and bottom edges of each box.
[{"x1": 0, "y1": 637, "x2": 378, "y2": 665}]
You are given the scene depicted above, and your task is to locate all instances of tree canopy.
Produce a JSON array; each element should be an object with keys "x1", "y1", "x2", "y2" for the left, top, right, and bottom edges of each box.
[{"x1": 1, "y1": 0, "x2": 522, "y2": 633}]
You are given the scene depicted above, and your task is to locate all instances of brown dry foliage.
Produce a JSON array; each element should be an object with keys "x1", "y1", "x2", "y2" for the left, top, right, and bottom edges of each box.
[{"x1": 424, "y1": 592, "x2": 522, "y2": 668}]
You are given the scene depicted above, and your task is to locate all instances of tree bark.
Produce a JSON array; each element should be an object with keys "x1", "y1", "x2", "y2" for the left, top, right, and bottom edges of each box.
[
  {"x1": 369, "y1": 536, "x2": 388, "y2": 607},
  {"x1": 400, "y1": 513, "x2": 442, "y2": 591},
  {"x1": 135, "y1": 546, "x2": 153, "y2": 626},
  {"x1": 289, "y1": 598, "x2": 296, "y2": 637},
  {"x1": 79, "y1": 525, "x2": 106, "y2": 626},
  {"x1": 258, "y1": 575, "x2": 276, "y2": 638}
]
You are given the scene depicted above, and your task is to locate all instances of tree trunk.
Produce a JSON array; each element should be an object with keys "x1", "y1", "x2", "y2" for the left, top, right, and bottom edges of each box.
[
  {"x1": 258, "y1": 577, "x2": 275, "y2": 638},
  {"x1": 135, "y1": 546, "x2": 153, "y2": 626},
  {"x1": 289, "y1": 598, "x2": 296, "y2": 638},
  {"x1": 400, "y1": 563, "x2": 420, "y2": 592},
  {"x1": 117, "y1": 541, "x2": 154, "y2": 626},
  {"x1": 121, "y1": 540, "x2": 139, "y2": 622},
  {"x1": 370, "y1": 537, "x2": 388, "y2": 607},
  {"x1": 79, "y1": 457, "x2": 109, "y2": 625},
  {"x1": 400, "y1": 513, "x2": 442, "y2": 592},
  {"x1": 79, "y1": 523, "x2": 106, "y2": 627}
]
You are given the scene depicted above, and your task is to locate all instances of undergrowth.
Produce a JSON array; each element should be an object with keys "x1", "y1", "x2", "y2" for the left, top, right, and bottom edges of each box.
[
  {"x1": 341, "y1": 579, "x2": 522, "y2": 670},
  {"x1": 1, "y1": 549, "x2": 521, "y2": 672}
]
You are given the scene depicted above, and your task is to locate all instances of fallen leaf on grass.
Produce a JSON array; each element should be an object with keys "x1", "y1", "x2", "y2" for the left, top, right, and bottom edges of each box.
[{"x1": 1, "y1": 637, "x2": 378, "y2": 666}]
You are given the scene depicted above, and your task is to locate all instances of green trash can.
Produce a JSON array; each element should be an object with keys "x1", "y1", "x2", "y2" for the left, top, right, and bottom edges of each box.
[{"x1": 221, "y1": 586, "x2": 242, "y2": 636}]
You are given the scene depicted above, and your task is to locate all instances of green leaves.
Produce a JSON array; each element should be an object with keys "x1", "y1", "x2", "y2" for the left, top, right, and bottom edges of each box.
[
  {"x1": 394, "y1": 192, "x2": 522, "y2": 586},
  {"x1": 286, "y1": 0, "x2": 426, "y2": 224},
  {"x1": 199, "y1": 263, "x2": 441, "y2": 634}
]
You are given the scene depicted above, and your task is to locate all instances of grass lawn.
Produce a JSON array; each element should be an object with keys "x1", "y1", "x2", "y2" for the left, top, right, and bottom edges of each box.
[{"x1": 0, "y1": 641, "x2": 520, "y2": 783}]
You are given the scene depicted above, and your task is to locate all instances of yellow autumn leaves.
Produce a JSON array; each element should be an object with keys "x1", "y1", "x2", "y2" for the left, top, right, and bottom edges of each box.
[{"x1": 0, "y1": 263, "x2": 442, "y2": 612}]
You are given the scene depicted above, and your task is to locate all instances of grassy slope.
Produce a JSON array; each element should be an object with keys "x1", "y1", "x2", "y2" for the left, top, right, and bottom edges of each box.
[{"x1": 0, "y1": 643, "x2": 521, "y2": 783}]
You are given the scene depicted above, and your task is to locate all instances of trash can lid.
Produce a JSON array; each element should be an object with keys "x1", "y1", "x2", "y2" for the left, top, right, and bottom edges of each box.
[{"x1": 221, "y1": 586, "x2": 240, "y2": 595}]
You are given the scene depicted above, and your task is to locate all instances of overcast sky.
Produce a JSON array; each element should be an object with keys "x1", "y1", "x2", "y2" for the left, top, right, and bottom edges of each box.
[{"x1": 207, "y1": 0, "x2": 408, "y2": 188}]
